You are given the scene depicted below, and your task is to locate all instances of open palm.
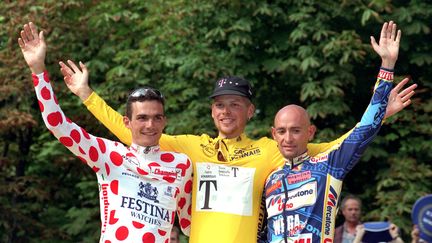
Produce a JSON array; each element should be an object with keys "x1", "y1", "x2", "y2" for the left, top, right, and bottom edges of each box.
[
  {"x1": 371, "y1": 21, "x2": 401, "y2": 69},
  {"x1": 18, "y1": 22, "x2": 46, "y2": 73}
]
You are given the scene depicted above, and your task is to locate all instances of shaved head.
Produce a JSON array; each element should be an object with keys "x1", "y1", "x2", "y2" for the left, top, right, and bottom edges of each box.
[
  {"x1": 272, "y1": 105, "x2": 316, "y2": 159},
  {"x1": 274, "y1": 105, "x2": 311, "y2": 127}
]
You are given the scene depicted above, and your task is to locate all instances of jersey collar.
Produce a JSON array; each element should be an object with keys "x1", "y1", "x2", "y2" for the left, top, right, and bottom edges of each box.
[
  {"x1": 285, "y1": 151, "x2": 310, "y2": 168},
  {"x1": 130, "y1": 143, "x2": 161, "y2": 156}
]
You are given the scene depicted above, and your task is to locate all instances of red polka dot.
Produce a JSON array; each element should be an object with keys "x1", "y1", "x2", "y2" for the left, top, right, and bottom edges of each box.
[
  {"x1": 105, "y1": 163, "x2": 111, "y2": 176},
  {"x1": 171, "y1": 212, "x2": 175, "y2": 223},
  {"x1": 163, "y1": 176, "x2": 176, "y2": 183},
  {"x1": 47, "y1": 111, "x2": 63, "y2": 126},
  {"x1": 105, "y1": 240, "x2": 111, "y2": 243},
  {"x1": 126, "y1": 152, "x2": 136, "y2": 158},
  {"x1": 70, "y1": 129, "x2": 81, "y2": 143},
  {"x1": 41, "y1": 86, "x2": 51, "y2": 100},
  {"x1": 110, "y1": 152, "x2": 123, "y2": 166},
  {"x1": 110, "y1": 180, "x2": 119, "y2": 195},
  {"x1": 160, "y1": 153, "x2": 174, "y2": 162},
  {"x1": 178, "y1": 197, "x2": 186, "y2": 209},
  {"x1": 97, "y1": 138, "x2": 106, "y2": 153},
  {"x1": 32, "y1": 75, "x2": 39, "y2": 86},
  {"x1": 109, "y1": 210, "x2": 119, "y2": 225},
  {"x1": 147, "y1": 162, "x2": 160, "y2": 169},
  {"x1": 164, "y1": 239, "x2": 168, "y2": 243},
  {"x1": 132, "y1": 221, "x2": 144, "y2": 229},
  {"x1": 89, "y1": 146, "x2": 99, "y2": 162},
  {"x1": 188, "y1": 205, "x2": 191, "y2": 215},
  {"x1": 174, "y1": 188, "x2": 180, "y2": 198},
  {"x1": 66, "y1": 117, "x2": 72, "y2": 123},
  {"x1": 176, "y1": 164, "x2": 187, "y2": 176},
  {"x1": 92, "y1": 166, "x2": 100, "y2": 173},
  {"x1": 59, "y1": 136, "x2": 73, "y2": 147},
  {"x1": 158, "y1": 229, "x2": 166, "y2": 236},
  {"x1": 79, "y1": 146, "x2": 86, "y2": 155},
  {"x1": 77, "y1": 156, "x2": 87, "y2": 164},
  {"x1": 180, "y1": 218, "x2": 191, "y2": 229},
  {"x1": 142, "y1": 233, "x2": 155, "y2": 243},
  {"x1": 38, "y1": 100, "x2": 44, "y2": 112},
  {"x1": 43, "y1": 72, "x2": 50, "y2": 82},
  {"x1": 137, "y1": 167, "x2": 148, "y2": 175},
  {"x1": 115, "y1": 226, "x2": 129, "y2": 241},
  {"x1": 81, "y1": 127, "x2": 90, "y2": 139},
  {"x1": 53, "y1": 94, "x2": 58, "y2": 105},
  {"x1": 184, "y1": 180, "x2": 192, "y2": 193}
]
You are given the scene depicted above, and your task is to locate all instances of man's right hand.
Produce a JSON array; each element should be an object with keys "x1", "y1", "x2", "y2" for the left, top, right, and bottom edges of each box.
[
  {"x1": 60, "y1": 60, "x2": 93, "y2": 101},
  {"x1": 18, "y1": 22, "x2": 46, "y2": 74}
]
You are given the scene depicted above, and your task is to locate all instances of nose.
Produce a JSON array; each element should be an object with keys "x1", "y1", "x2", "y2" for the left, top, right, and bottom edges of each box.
[
  {"x1": 145, "y1": 118, "x2": 155, "y2": 128},
  {"x1": 284, "y1": 131, "x2": 293, "y2": 143}
]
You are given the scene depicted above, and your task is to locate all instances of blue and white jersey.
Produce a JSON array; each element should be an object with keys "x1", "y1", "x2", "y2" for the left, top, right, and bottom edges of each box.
[{"x1": 264, "y1": 68, "x2": 394, "y2": 243}]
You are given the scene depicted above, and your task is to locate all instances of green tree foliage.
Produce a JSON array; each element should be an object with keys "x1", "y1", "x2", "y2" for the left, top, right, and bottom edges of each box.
[{"x1": 0, "y1": 0, "x2": 430, "y2": 241}]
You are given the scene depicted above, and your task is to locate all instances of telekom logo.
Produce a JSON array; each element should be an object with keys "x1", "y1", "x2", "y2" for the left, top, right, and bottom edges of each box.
[{"x1": 218, "y1": 79, "x2": 226, "y2": 87}]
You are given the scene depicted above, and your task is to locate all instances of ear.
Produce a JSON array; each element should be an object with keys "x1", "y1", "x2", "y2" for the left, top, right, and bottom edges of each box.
[
  {"x1": 247, "y1": 103, "x2": 256, "y2": 119},
  {"x1": 308, "y1": 125, "x2": 316, "y2": 141},
  {"x1": 123, "y1": 116, "x2": 131, "y2": 129},
  {"x1": 271, "y1": 127, "x2": 277, "y2": 140}
]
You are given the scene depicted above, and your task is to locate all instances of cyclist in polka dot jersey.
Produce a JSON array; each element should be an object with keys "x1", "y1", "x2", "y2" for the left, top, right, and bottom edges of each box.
[{"x1": 18, "y1": 22, "x2": 193, "y2": 243}]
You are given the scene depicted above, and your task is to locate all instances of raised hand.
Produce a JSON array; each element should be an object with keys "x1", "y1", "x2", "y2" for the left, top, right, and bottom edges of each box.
[
  {"x1": 385, "y1": 77, "x2": 417, "y2": 118},
  {"x1": 370, "y1": 21, "x2": 402, "y2": 69},
  {"x1": 59, "y1": 60, "x2": 93, "y2": 101},
  {"x1": 18, "y1": 22, "x2": 46, "y2": 74}
]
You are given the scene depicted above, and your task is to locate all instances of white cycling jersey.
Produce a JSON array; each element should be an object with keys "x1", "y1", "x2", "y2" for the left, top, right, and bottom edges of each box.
[{"x1": 32, "y1": 72, "x2": 192, "y2": 243}]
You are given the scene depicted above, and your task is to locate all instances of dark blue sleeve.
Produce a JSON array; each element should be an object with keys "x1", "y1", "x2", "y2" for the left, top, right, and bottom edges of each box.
[{"x1": 327, "y1": 68, "x2": 394, "y2": 178}]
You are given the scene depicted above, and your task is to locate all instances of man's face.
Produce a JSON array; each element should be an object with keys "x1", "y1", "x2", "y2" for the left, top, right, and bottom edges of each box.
[
  {"x1": 272, "y1": 107, "x2": 315, "y2": 159},
  {"x1": 342, "y1": 199, "x2": 361, "y2": 224},
  {"x1": 211, "y1": 95, "x2": 254, "y2": 139},
  {"x1": 124, "y1": 100, "x2": 166, "y2": 146}
]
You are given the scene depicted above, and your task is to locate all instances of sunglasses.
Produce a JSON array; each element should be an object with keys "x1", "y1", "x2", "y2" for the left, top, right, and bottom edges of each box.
[{"x1": 128, "y1": 87, "x2": 164, "y2": 100}]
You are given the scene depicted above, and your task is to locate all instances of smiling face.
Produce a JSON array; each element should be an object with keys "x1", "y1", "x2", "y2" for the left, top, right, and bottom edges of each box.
[
  {"x1": 272, "y1": 105, "x2": 316, "y2": 159},
  {"x1": 123, "y1": 100, "x2": 166, "y2": 146},
  {"x1": 211, "y1": 95, "x2": 255, "y2": 139}
]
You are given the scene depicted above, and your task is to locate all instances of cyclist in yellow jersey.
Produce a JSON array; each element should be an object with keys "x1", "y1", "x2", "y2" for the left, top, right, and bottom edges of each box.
[{"x1": 60, "y1": 58, "x2": 415, "y2": 243}]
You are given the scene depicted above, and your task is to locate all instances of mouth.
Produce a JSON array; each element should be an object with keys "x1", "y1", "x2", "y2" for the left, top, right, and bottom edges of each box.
[
  {"x1": 141, "y1": 131, "x2": 158, "y2": 136},
  {"x1": 220, "y1": 118, "x2": 234, "y2": 124}
]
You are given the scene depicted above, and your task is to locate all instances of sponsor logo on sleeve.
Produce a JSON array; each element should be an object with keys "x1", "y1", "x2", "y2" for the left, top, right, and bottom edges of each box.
[{"x1": 321, "y1": 175, "x2": 343, "y2": 243}]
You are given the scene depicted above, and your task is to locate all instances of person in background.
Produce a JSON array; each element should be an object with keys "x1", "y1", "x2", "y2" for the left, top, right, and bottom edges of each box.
[
  {"x1": 170, "y1": 225, "x2": 180, "y2": 243},
  {"x1": 334, "y1": 195, "x2": 363, "y2": 243}
]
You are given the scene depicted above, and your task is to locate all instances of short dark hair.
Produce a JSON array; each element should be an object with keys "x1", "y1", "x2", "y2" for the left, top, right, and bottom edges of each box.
[
  {"x1": 340, "y1": 194, "x2": 362, "y2": 210},
  {"x1": 126, "y1": 87, "x2": 165, "y2": 119}
]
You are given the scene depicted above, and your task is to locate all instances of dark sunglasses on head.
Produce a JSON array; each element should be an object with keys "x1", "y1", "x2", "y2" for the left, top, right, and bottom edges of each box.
[{"x1": 128, "y1": 87, "x2": 164, "y2": 99}]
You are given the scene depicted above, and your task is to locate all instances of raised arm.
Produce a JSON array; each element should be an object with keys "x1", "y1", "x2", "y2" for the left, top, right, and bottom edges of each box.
[
  {"x1": 308, "y1": 21, "x2": 413, "y2": 154},
  {"x1": 19, "y1": 22, "x2": 112, "y2": 173},
  {"x1": 18, "y1": 22, "x2": 46, "y2": 74},
  {"x1": 60, "y1": 60, "x2": 132, "y2": 145}
]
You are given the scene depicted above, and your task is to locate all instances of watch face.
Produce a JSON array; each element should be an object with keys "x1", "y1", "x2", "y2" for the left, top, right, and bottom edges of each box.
[
  {"x1": 412, "y1": 195, "x2": 432, "y2": 243},
  {"x1": 362, "y1": 221, "x2": 392, "y2": 243}
]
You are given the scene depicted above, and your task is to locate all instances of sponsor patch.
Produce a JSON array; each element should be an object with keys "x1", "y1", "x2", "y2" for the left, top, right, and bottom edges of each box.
[{"x1": 196, "y1": 163, "x2": 255, "y2": 216}]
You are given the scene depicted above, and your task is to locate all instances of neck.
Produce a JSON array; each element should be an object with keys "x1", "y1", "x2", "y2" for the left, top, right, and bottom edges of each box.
[
  {"x1": 285, "y1": 150, "x2": 309, "y2": 167},
  {"x1": 344, "y1": 221, "x2": 359, "y2": 233},
  {"x1": 130, "y1": 143, "x2": 160, "y2": 155}
]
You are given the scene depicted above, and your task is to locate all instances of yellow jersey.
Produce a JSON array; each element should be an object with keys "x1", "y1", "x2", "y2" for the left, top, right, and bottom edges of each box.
[{"x1": 83, "y1": 92, "x2": 346, "y2": 243}]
